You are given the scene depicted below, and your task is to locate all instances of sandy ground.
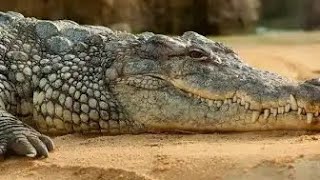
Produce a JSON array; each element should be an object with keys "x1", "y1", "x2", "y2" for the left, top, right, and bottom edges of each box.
[{"x1": 2, "y1": 32, "x2": 320, "y2": 180}]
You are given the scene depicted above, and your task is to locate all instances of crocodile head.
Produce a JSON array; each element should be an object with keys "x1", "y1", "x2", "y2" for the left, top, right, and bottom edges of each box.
[{"x1": 108, "y1": 31, "x2": 320, "y2": 132}]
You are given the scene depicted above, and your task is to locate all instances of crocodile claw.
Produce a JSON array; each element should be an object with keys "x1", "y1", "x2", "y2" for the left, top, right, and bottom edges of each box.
[{"x1": 0, "y1": 130, "x2": 54, "y2": 158}]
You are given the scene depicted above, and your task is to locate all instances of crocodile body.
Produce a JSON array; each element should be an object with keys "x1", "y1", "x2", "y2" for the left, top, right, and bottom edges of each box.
[{"x1": 1, "y1": 11, "x2": 320, "y2": 158}]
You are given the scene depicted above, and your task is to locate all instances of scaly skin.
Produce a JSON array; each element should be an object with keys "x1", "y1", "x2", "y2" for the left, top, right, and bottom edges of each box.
[{"x1": 0, "y1": 11, "x2": 320, "y2": 158}]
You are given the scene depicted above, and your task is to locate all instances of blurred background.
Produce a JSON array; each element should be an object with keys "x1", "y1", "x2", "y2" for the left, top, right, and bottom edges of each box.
[
  {"x1": 1, "y1": 0, "x2": 320, "y2": 81},
  {"x1": 0, "y1": 0, "x2": 319, "y2": 35}
]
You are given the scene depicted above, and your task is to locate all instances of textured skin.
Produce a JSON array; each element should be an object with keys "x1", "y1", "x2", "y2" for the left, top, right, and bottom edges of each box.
[{"x1": 1, "y1": 11, "x2": 320, "y2": 158}]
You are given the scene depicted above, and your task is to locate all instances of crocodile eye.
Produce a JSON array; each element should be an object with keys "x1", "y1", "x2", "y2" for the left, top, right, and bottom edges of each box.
[{"x1": 188, "y1": 49, "x2": 207, "y2": 59}]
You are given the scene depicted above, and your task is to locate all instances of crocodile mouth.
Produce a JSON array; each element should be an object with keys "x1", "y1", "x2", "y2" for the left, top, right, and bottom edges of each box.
[
  {"x1": 169, "y1": 78, "x2": 235, "y2": 100},
  {"x1": 168, "y1": 78, "x2": 320, "y2": 124},
  {"x1": 117, "y1": 75, "x2": 320, "y2": 124}
]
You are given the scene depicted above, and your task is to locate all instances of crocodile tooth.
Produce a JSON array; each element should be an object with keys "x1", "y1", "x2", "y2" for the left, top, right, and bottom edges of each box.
[
  {"x1": 188, "y1": 93, "x2": 193, "y2": 97},
  {"x1": 232, "y1": 96, "x2": 237, "y2": 103},
  {"x1": 271, "y1": 108, "x2": 277, "y2": 117},
  {"x1": 240, "y1": 99, "x2": 246, "y2": 106},
  {"x1": 207, "y1": 99, "x2": 214, "y2": 106},
  {"x1": 227, "y1": 99, "x2": 232, "y2": 104},
  {"x1": 200, "y1": 97, "x2": 205, "y2": 102},
  {"x1": 251, "y1": 111, "x2": 260, "y2": 123},
  {"x1": 290, "y1": 94, "x2": 298, "y2": 111},
  {"x1": 307, "y1": 113, "x2": 313, "y2": 124},
  {"x1": 285, "y1": 104, "x2": 291, "y2": 113},
  {"x1": 263, "y1": 109, "x2": 270, "y2": 120},
  {"x1": 278, "y1": 107, "x2": 284, "y2": 114},
  {"x1": 245, "y1": 102, "x2": 250, "y2": 110},
  {"x1": 237, "y1": 98, "x2": 241, "y2": 104},
  {"x1": 298, "y1": 107, "x2": 302, "y2": 115},
  {"x1": 216, "y1": 100, "x2": 222, "y2": 108},
  {"x1": 223, "y1": 99, "x2": 228, "y2": 105}
]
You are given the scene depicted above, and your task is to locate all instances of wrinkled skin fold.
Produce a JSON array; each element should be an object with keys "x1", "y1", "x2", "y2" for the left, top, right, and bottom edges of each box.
[{"x1": 0, "y1": 11, "x2": 319, "y2": 158}]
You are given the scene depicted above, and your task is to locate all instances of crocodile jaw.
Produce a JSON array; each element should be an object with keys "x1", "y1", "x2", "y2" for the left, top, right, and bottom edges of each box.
[{"x1": 112, "y1": 75, "x2": 320, "y2": 133}]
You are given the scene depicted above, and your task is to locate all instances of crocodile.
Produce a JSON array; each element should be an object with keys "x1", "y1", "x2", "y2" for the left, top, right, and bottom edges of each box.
[{"x1": 0, "y1": 11, "x2": 320, "y2": 158}]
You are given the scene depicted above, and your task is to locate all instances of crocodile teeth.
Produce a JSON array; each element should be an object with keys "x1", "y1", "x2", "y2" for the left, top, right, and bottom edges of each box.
[
  {"x1": 232, "y1": 96, "x2": 237, "y2": 103},
  {"x1": 245, "y1": 102, "x2": 250, "y2": 110},
  {"x1": 278, "y1": 107, "x2": 284, "y2": 114},
  {"x1": 223, "y1": 99, "x2": 228, "y2": 104},
  {"x1": 307, "y1": 113, "x2": 313, "y2": 124},
  {"x1": 271, "y1": 108, "x2": 277, "y2": 117},
  {"x1": 263, "y1": 109, "x2": 270, "y2": 120},
  {"x1": 216, "y1": 100, "x2": 222, "y2": 108},
  {"x1": 223, "y1": 99, "x2": 230, "y2": 104},
  {"x1": 240, "y1": 99, "x2": 246, "y2": 106},
  {"x1": 251, "y1": 111, "x2": 260, "y2": 123},
  {"x1": 298, "y1": 107, "x2": 302, "y2": 115},
  {"x1": 207, "y1": 99, "x2": 214, "y2": 106},
  {"x1": 285, "y1": 104, "x2": 291, "y2": 112},
  {"x1": 290, "y1": 95, "x2": 298, "y2": 111}
]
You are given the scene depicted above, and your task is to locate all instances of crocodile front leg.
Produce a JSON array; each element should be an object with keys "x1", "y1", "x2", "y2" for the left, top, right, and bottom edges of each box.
[
  {"x1": 0, "y1": 77, "x2": 54, "y2": 158},
  {"x1": 0, "y1": 111, "x2": 54, "y2": 157}
]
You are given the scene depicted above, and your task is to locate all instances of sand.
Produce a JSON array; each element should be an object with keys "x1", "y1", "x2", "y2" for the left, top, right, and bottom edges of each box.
[{"x1": 2, "y1": 32, "x2": 320, "y2": 180}]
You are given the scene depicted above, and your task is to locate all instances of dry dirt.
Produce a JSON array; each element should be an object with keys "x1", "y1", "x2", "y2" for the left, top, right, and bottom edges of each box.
[{"x1": 2, "y1": 32, "x2": 320, "y2": 180}]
